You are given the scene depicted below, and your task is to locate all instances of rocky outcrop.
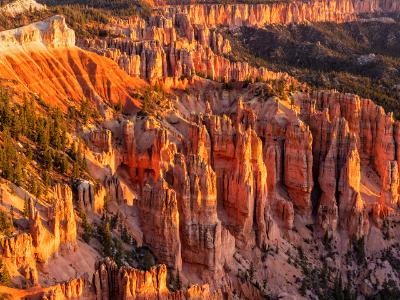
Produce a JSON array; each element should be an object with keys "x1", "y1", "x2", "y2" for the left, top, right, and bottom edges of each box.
[
  {"x1": 104, "y1": 175, "x2": 125, "y2": 204},
  {"x1": 28, "y1": 184, "x2": 77, "y2": 262},
  {"x1": 139, "y1": 177, "x2": 182, "y2": 271},
  {"x1": 52, "y1": 184, "x2": 77, "y2": 245},
  {"x1": 80, "y1": 0, "x2": 400, "y2": 86},
  {"x1": 0, "y1": 184, "x2": 77, "y2": 286},
  {"x1": 0, "y1": 16, "x2": 144, "y2": 110},
  {"x1": 21, "y1": 259, "x2": 228, "y2": 300},
  {"x1": 82, "y1": 35, "x2": 285, "y2": 84},
  {"x1": 298, "y1": 90, "x2": 400, "y2": 236},
  {"x1": 309, "y1": 91, "x2": 400, "y2": 208},
  {"x1": 123, "y1": 121, "x2": 176, "y2": 186},
  {"x1": 122, "y1": 118, "x2": 234, "y2": 275},
  {"x1": 88, "y1": 128, "x2": 113, "y2": 153},
  {"x1": 0, "y1": 233, "x2": 38, "y2": 287},
  {"x1": 163, "y1": 0, "x2": 400, "y2": 26},
  {"x1": 41, "y1": 277, "x2": 86, "y2": 300},
  {"x1": 167, "y1": 0, "x2": 357, "y2": 28},
  {"x1": 314, "y1": 117, "x2": 365, "y2": 235},
  {"x1": 0, "y1": 15, "x2": 74, "y2": 51},
  {"x1": 354, "y1": 0, "x2": 400, "y2": 13},
  {"x1": 203, "y1": 103, "x2": 268, "y2": 248},
  {"x1": 80, "y1": 10, "x2": 288, "y2": 85},
  {"x1": 0, "y1": 233, "x2": 34, "y2": 268},
  {"x1": 77, "y1": 180, "x2": 106, "y2": 214},
  {"x1": 92, "y1": 259, "x2": 226, "y2": 300},
  {"x1": 284, "y1": 121, "x2": 313, "y2": 215},
  {"x1": 172, "y1": 153, "x2": 234, "y2": 274}
]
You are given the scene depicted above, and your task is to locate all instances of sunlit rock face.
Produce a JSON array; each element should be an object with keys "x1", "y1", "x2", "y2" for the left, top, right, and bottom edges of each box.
[
  {"x1": 79, "y1": 0, "x2": 400, "y2": 87},
  {"x1": 0, "y1": 15, "x2": 75, "y2": 51}
]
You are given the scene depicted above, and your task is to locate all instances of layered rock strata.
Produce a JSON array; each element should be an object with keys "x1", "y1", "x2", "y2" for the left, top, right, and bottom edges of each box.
[
  {"x1": 0, "y1": 15, "x2": 75, "y2": 51},
  {"x1": 163, "y1": 0, "x2": 400, "y2": 27},
  {"x1": 80, "y1": 12, "x2": 288, "y2": 84},
  {"x1": 123, "y1": 119, "x2": 234, "y2": 275},
  {"x1": 299, "y1": 90, "x2": 400, "y2": 235},
  {"x1": 0, "y1": 15, "x2": 143, "y2": 109}
]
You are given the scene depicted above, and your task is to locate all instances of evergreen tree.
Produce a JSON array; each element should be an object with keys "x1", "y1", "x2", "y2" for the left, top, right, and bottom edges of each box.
[
  {"x1": 37, "y1": 120, "x2": 50, "y2": 150},
  {"x1": 23, "y1": 196, "x2": 29, "y2": 218},
  {"x1": 13, "y1": 155, "x2": 23, "y2": 185},
  {"x1": 0, "y1": 211, "x2": 13, "y2": 236},
  {"x1": 58, "y1": 153, "x2": 69, "y2": 174},
  {"x1": 80, "y1": 211, "x2": 93, "y2": 243},
  {"x1": 0, "y1": 260, "x2": 10, "y2": 286},
  {"x1": 42, "y1": 171, "x2": 51, "y2": 191},
  {"x1": 248, "y1": 262, "x2": 255, "y2": 281},
  {"x1": 72, "y1": 160, "x2": 80, "y2": 179},
  {"x1": 42, "y1": 147, "x2": 53, "y2": 171},
  {"x1": 175, "y1": 271, "x2": 182, "y2": 290},
  {"x1": 334, "y1": 273, "x2": 344, "y2": 300},
  {"x1": 30, "y1": 177, "x2": 41, "y2": 198},
  {"x1": 102, "y1": 222, "x2": 113, "y2": 257}
]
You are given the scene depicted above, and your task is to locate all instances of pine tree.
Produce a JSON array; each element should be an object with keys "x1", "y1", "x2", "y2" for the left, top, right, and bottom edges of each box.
[
  {"x1": 72, "y1": 160, "x2": 80, "y2": 179},
  {"x1": 37, "y1": 120, "x2": 50, "y2": 150},
  {"x1": 0, "y1": 260, "x2": 10, "y2": 286},
  {"x1": 59, "y1": 153, "x2": 69, "y2": 174},
  {"x1": 30, "y1": 177, "x2": 41, "y2": 198},
  {"x1": 334, "y1": 273, "x2": 344, "y2": 300},
  {"x1": 0, "y1": 211, "x2": 13, "y2": 236},
  {"x1": 23, "y1": 196, "x2": 29, "y2": 218},
  {"x1": 80, "y1": 98, "x2": 92, "y2": 124},
  {"x1": 42, "y1": 147, "x2": 53, "y2": 171},
  {"x1": 175, "y1": 271, "x2": 182, "y2": 290},
  {"x1": 13, "y1": 155, "x2": 23, "y2": 185},
  {"x1": 249, "y1": 262, "x2": 255, "y2": 281},
  {"x1": 0, "y1": 130, "x2": 16, "y2": 181},
  {"x1": 70, "y1": 141, "x2": 78, "y2": 161},
  {"x1": 102, "y1": 222, "x2": 113, "y2": 257},
  {"x1": 80, "y1": 212, "x2": 93, "y2": 243},
  {"x1": 42, "y1": 171, "x2": 51, "y2": 191}
]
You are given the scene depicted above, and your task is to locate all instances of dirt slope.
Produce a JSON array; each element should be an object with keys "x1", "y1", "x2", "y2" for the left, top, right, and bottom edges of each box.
[{"x1": 0, "y1": 47, "x2": 145, "y2": 111}]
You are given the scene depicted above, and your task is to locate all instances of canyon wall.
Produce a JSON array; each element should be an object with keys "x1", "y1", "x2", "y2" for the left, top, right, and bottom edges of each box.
[
  {"x1": 161, "y1": 0, "x2": 400, "y2": 27},
  {"x1": 0, "y1": 184, "x2": 77, "y2": 289},
  {"x1": 35, "y1": 259, "x2": 229, "y2": 300},
  {"x1": 165, "y1": 0, "x2": 357, "y2": 27},
  {"x1": 81, "y1": 0, "x2": 400, "y2": 87},
  {"x1": 120, "y1": 118, "x2": 235, "y2": 277},
  {"x1": 2, "y1": 3, "x2": 400, "y2": 298},
  {"x1": 81, "y1": 23, "x2": 287, "y2": 84},
  {"x1": 79, "y1": 9, "x2": 291, "y2": 85}
]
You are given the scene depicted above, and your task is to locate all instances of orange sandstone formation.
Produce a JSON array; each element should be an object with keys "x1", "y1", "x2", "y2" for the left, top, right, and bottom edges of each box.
[
  {"x1": 0, "y1": 16, "x2": 144, "y2": 109},
  {"x1": 2, "y1": 5, "x2": 400, "y2": 299}
]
